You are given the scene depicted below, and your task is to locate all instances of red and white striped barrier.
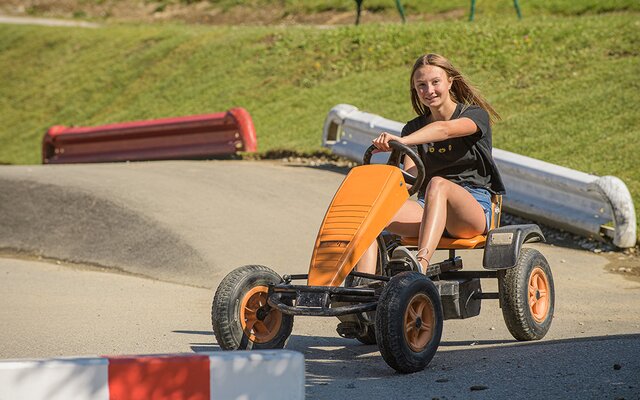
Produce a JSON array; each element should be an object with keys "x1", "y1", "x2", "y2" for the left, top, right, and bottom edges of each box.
[
  {"x1": 42, "y1": 108, "x2": 258, "y2": 164},
  {"x1": 0, "y1": 351, "x2": 304, "y2": 400}
]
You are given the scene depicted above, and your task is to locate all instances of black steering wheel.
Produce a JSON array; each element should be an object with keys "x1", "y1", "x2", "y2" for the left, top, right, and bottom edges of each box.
[{"x1": 362, "y1": 140, "x2": 426, "y2": 197}]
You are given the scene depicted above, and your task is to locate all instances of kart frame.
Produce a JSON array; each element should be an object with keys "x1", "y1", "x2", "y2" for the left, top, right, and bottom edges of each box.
[{"x1": 211, "y1": 141, "x2": 555, "y2": 374}]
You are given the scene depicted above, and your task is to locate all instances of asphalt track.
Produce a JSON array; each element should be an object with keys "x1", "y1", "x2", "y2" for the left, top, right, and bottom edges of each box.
[
  {"x1": 1, "y1": 160, "x2": 639, "y2": 399},
  {"x1": 0, "y1": 160, "x2": 342, "y2": 288}
]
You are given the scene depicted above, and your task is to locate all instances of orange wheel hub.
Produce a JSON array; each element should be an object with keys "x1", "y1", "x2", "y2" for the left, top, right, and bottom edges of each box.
[
  {"x1": 528, "y1": 267, "x2": 550, "y2": 323},
  {"x1": 239, "y1": 286, "x2": 282, "y2": 343},
  {"x1": 403, "y1": 293, "x2": 435, "y2": 352}
]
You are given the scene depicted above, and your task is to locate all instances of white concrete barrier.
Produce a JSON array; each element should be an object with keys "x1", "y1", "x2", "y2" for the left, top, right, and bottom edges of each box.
[
  {"x1": 322, "y1": 104, "x2": 636, "y2": 248},
  {"x1": 0, "y1": 351, "x2": 304, "y2": 400}
]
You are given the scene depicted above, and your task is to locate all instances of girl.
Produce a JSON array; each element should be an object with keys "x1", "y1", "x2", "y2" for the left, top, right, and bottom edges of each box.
[{"x1": 358, "y1": 53, "x2": 506, "y2": 273}]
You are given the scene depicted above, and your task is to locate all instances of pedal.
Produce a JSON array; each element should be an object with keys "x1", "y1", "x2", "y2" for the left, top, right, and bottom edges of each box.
[
  {"x1": 389, "y1": 246, "x2": 421, "y2": 273},
  {"x1": 336, "y1": 321, "x2": 365, "y2": 339},
  {"x1": 386, "y1": 260, "x2": 410, "y2": 276}
]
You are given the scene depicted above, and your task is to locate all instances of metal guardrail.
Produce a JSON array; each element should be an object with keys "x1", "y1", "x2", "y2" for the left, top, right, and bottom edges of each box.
[{"x1": 322, "y1": 104, "x2": 637, "y2": 248}]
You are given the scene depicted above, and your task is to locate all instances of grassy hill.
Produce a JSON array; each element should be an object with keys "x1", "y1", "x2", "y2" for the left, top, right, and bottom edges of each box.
[{"x1": 0, "y1": 6, "x2": 638, "y2": 241}]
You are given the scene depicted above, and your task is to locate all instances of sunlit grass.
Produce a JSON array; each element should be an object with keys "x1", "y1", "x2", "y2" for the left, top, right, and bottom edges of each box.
[{"x1": 0, "y1": 12, "x2": 638, "y2": 237}]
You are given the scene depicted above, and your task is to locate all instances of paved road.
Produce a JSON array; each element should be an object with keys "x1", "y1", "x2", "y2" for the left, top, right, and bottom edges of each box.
[
  {"x1": 1, "y1": 246, "x2": 639, "y2": 399},
  {"x1": 1, "y1": 161, "x2": 639, "y2": 399},
  {"x1": 0, "y1": 161, "x2": 343, "y2": 288}
]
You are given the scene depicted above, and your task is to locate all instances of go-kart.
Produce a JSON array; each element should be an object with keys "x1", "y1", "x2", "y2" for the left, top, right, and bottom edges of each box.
[{"x1": 211, "y1": 141, "x2": 555, "y2": 373}]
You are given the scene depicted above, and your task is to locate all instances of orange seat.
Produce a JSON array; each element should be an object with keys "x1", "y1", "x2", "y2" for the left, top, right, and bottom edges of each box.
[
  {"x1": 400, "y1": 194, "x2": 502, "y2": 250},
  {"x1": 401, "y1": 235, "x2": 487, "y2": 249}
]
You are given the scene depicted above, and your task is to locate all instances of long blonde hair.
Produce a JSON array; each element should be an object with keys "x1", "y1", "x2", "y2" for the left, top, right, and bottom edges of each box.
[{"x1": 410, "y1": 53, "x2": 501, "y2": 124}]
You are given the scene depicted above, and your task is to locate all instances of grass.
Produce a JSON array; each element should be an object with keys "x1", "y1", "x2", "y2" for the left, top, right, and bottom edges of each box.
[{"x1": 0, "y1": 11, "x2": 638, "y2": 240}]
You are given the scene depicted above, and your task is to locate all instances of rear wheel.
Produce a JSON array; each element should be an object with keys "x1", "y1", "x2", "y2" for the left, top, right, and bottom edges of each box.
[
  {"x1": 375, "y1": 271, "x2": 443, "y2": 373},
  {"x1": 498, "y1": 248, "x2": 554, "y2": 340},
  {"x1": 212, "y1": 265, "x2": 293, "y2": 350}
]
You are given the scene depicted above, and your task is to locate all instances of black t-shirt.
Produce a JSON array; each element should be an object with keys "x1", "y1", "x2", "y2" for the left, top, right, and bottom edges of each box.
[{"x1": 401, "y1": 103, "x2": 506, "y2": 195}]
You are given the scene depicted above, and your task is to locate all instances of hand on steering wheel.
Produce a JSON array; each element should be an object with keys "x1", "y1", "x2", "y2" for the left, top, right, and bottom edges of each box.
[
  {"x1": 362, "y1": 139, "x2": 425, "y2": 197},
  {"x1": 372, "y1": 132, "x2": 404, "y2": 153}
]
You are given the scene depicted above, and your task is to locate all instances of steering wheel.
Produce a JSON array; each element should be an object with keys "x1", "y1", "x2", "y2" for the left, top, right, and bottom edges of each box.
[{"x1": 362, "y1": 140, "x2": 426, "y2": 197}]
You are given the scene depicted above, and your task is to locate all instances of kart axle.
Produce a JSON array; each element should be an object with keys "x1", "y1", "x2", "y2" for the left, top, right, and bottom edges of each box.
[{"x1": 267, "y1": 283, "x2": 379, "y2": 317}]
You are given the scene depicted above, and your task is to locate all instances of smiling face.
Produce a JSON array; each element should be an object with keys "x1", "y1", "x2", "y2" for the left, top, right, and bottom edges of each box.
[{"x1": 412, "y1": 65, "x2": 453, "y2": 110}]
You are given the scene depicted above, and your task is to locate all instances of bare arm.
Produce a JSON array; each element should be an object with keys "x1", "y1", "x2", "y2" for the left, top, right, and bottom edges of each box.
[
  {"x1": 372, "y1": 118, "x2": 479, "y2": 152},
  {"x1": 400, "y1": 118, "x2": 478, "y2": 146}
]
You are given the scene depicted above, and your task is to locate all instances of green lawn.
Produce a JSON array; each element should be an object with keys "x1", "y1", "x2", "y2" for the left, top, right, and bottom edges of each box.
[{"x1": 0, "y1": 12, "x2": 638, "y2": 240}]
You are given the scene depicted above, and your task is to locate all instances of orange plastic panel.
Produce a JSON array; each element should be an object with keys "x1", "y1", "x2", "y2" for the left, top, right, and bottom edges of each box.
[
  {"x1": 308, "y1": 165, "x2": 409, "y2": 286},
  {"x1": 401, "y1": 235, "x2": 487, "y2": 249}
]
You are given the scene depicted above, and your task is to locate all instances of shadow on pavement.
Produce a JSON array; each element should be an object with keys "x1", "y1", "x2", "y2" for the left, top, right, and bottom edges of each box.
[
  {"x1": 172, "y1": 330, "x2": 214, "y2": 336},
  {"x1": 296, "y1": 333, "x2": 639, "y2": 399},
  {"x1": 189, "y1": 332, "x2": 639, "y2": 399},
  {"x1": 283, "y1": 163, "x2": 350, "y2": 176}
]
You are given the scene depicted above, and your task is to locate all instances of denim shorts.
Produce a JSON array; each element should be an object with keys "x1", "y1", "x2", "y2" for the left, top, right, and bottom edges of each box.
[{"x1": 416, "y1": 184, "x2": 492, "y2": 234}]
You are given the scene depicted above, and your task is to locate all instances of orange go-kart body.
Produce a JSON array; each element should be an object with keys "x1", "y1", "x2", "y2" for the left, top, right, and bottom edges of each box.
[
  {"x1": 307, "y1": 163, "x2": 502, "y2": 287},
  {"x1": 307, "y1": 164, "x2": 408, "y2": 287}
]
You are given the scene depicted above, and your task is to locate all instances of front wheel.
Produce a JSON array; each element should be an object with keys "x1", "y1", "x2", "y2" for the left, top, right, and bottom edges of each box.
[
  {"x1": 375, "y1": 271, "x2": 443, "y2": 373},
  {"x1": 498, "y1": 248, "x2": 554, "y2": 341},
  {"x1": 212, "y1": 265, "x2": 293, "y2": 350}
]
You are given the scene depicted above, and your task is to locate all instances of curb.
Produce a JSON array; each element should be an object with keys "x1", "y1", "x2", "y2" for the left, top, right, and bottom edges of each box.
[{"x1": 0, "y1": 351, "x2": 304, "y2": 400}]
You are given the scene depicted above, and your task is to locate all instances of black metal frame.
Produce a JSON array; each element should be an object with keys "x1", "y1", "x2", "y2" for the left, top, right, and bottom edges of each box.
[
  {"x1": 267, "y1": 274, "x2": 380, "y2": 317},
  {"x1": 266, "y1": 242, "x2": 504, "y2": 318}
]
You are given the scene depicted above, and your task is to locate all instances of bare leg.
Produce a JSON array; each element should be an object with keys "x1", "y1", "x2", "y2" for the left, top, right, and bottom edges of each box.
[
  {"x1": 356, "y1": 240, "x2": 379, "y2": 275},
  {"x1": 417, "y1": 177, "x2": 486, "y2": 269},
  {"x1": 356, "y1": 200, "x2": 423, "y2": 274}
]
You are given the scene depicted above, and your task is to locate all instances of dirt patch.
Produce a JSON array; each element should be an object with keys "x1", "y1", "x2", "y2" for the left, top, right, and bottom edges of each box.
[
  {"x1": 0, "y1": 0, "x2": 464, "y2": 26},
  {"x1": 602, "y1": 248, "x2": 640, "y2": 283}
]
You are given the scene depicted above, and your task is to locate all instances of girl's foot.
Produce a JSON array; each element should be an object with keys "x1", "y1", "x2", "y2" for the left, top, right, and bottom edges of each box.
[{"x1": 416, "y1": 248, "x2": 430, "y2": 272}]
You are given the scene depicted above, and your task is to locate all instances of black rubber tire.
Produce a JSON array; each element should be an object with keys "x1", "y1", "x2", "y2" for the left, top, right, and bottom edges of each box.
[
  {"x1": 375, "y1": 271, "x2": 443, "y2": 373},
  {"x1": 498, "y1": 248, "x2": 555, "y2": 341},
  {"x1": 211, "y1": 265, "x2": 293, "y2": 350}
]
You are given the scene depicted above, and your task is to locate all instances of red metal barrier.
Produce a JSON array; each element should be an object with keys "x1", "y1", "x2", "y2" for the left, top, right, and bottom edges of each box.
[{"x1": 42, "y1": 108, "x2": 257, "y2": 164}]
